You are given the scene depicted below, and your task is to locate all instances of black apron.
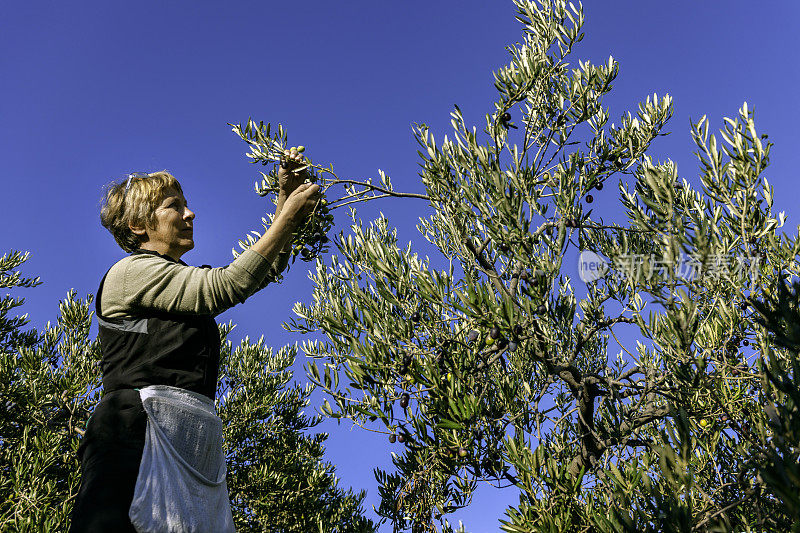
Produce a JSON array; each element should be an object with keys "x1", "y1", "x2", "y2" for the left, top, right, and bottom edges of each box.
[{"x1": 70, "y1": 250, "x2": 220, "y2": 532}]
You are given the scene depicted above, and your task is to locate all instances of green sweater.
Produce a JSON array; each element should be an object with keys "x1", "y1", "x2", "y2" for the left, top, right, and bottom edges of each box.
[{"x1": 100, "y1": 249, "x2": 290, "y2": 318}]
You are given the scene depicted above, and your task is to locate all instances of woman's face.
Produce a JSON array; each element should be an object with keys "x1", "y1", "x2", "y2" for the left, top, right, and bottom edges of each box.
[{"x1": 130, "y1": 187, "x2": 195, "y2": 260}]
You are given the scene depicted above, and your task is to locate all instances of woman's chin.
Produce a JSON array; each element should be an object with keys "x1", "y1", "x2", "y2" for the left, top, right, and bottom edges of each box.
[{"x1": 177, "y1": 239, "x2": 194, "y2": 253}]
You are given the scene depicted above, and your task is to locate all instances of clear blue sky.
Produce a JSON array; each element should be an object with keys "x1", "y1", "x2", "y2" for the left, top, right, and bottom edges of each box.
[{"x1": 3, "y1": 1, "x2": 799, "y2": 529}]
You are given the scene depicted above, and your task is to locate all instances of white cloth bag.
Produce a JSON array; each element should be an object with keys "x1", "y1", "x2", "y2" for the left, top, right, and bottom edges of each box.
[{"x1": 129, "y1": 385, "x2": 235, "y2": 533}]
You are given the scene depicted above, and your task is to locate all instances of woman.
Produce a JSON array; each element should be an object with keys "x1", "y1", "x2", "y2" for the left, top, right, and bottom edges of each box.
[{"x1": 70, "y1": 148, "x2": 320, "y2": 532}]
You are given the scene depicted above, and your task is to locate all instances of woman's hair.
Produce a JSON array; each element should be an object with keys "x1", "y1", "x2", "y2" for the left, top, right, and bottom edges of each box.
[{"x1": 100, "y1": 171, "x2": 184, "y2": 252}]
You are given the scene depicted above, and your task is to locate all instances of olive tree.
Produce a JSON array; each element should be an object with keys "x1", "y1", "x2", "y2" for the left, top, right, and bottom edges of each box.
[
  {"x1": 0, "y1": 251, "x2": 376, "y2": 532},
  {"x1": 233, "y1": 1, "x2": 800, "y2": 530}
]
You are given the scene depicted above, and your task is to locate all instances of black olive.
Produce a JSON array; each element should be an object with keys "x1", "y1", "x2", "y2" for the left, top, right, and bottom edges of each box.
[
  {"x1": 586, "y1": 194, "x2": 593, "y2": 203},
  {"x1": 467, "y1": 330, "x2": 479, "y2": 343},
  {"x1": 389, "y1": 434, "x2": 397, "y2": 443},
  {"x1": 513, "y1": 325, "x2": 523, "y2": 337},
  {"x1": 398, "y1": 434, "x2": 406, "y2": 443},
  {"x1": 400, "y1": 393, "x2": 410, "y2": 409},
  {"x1": 502, "y1": 112, "x2": 511, "y2": 122},
  {"x1": 490, "y1": 326, "x2": 501, "y2": 339},
  {"x1": 411, "y1": 312, "x2": 421, "y2": 322},
  {"x1": 595, "y1": 182, "x2": 603, "y2": 191},
  {"x1": 497, "y1": 338, "x2": 508, "y2": 349}
]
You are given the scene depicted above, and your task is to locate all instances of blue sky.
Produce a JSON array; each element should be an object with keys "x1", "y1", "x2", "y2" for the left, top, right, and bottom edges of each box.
[{"x1": 3, "y1": 1, "x2": 800, "y2": 529}]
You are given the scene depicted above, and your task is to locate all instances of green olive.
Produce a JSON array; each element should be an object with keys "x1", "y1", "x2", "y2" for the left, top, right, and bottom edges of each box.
[{"x1": 296, "y1": 145, "x2": 306, "y2": 153}]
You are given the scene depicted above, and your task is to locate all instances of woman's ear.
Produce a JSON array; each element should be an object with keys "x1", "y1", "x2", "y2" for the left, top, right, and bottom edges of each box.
[{"x1": 129, "y1": 223, "x2": 148, "y2": 240}]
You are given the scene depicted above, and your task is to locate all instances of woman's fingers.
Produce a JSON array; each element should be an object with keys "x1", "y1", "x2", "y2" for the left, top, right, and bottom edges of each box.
[
  {"x1": 302, "y1": 182, "x2": 321, "y2": 198},
  {"x1": 284, "y1": 147, "x2": 304, "y2": 161},
  {"x1": 280, "y1": 147, "x2": 305, "y2": 170}
]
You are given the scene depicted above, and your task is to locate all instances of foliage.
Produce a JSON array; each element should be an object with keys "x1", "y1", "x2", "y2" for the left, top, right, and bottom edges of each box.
[
  {"x1": 0, "y1": 251, "x2": 98, "y2": 532},
  {"x1": 0, "y1": 251, "x2": 375, "y2": 532},
  {"x1": 229, "y1": 119, "x2": 428, "y2": 269},
  {"x1": 233, "y1": 1, "x2": 800, "y2": 530},
  {"x1": 228, "y1": 120, "x2": 335, "y2": 266},
  {"x1": 218, "y1": 326, "x2": 376, "y2": 532}
]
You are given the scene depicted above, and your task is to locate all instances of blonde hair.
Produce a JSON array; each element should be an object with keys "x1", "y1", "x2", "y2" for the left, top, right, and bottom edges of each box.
[{"x1": 100, "y1": 171, "x2": 185, "y2": 252}]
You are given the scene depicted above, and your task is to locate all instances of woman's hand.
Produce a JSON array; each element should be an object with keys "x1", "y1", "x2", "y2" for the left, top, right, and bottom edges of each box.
[
  {"x1": 278, "y1": 146, "x2": 309, "y2": 196},
  {"x1": 249, "y1": 181, "x2": 322, "y2": 263},
  {"x1": 279, "y1": 182, "x2": 322, "y2": 227}
]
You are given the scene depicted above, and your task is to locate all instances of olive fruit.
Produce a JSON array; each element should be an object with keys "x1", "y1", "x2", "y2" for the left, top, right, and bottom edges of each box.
[
  {"x1": 501, "y1": 112, "x2": 511, "y2": 122},
  {"x1": 743, "y1": 339, "x2": 749, "y2": 346},
  {"x1": 513, "y1": 325, "x2": 523, "y2": 337},
  {"x1": 485, "y1": 336, "x2": 496, "y2": 346},
  {"x1": 411, "y1": 312, "x2": 421, "y2": 322},
  {"x1": 296, "y1": 145, "x2": 305, "y2": 153},
  {"x1": 586, "y1": 194, "x2": 593, "y2": 203},
  {"x1": 699, "y1": 419, "x2": 709, "y2": 428},
  {"x1": 458, "y1": 447, "x2": 468, "y2": 458},
  {"x1": 389, "y1": 434, "x2": 397, "y2": 443},
  {"x1": 400, "y1": 393, "x2": 410, "y2": 409},
  {"x1": 398, "y1": 434, "x2": 406, "y2": 443},
  {"x1": 595, "y1": 182, "x2": 603, "y2": 191},
  {"x1": 467, "y1": 330, "x2": 479, "y2": 343},
  {"x1": 536, "y1": 304, "x2": 547, "y2": 314},
  {"x1": 497, "y1": 338, "x2": 508, "y2": 350},
  {"x1": 490, "y1": 326, "x2": 501, "y2": 339},
  {"x1": 508, "y1": 341, "x2": 519, "y2": 352}
]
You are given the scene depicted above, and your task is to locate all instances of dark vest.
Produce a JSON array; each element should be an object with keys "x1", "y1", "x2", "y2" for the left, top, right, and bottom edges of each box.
[{"x1": 95, "y1": 249, "x2": 221, "y2": 400}]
